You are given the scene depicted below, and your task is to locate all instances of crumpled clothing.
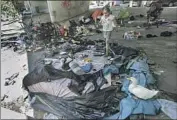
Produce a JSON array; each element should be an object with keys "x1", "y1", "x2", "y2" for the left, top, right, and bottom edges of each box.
[
  {"x1": 69, "y1": 61, "x2": 85, "y2": 75},
  {"x1": 103, "y1": 65, "x2": 119, "y2": 76},
  {"x1": 43, "y1": 113, "x2": 59, "y2": 119},
  {"x1": 51, "y1": 58, "x2": 65, "y2": 70},
  {"x1": 157, "y1": 99, "x2": 177, "y2": 120},
  {"x1": 82, "y1": 82, "x2": 95, "y2": 94},
  {"x1": 123, "y1": 31, "x2": 141, "y2": 40},
  {"x1": 105, "y1": 96, "x2": 161, "y2": 119},
  {"x1": 160, "y1": 31, "x2": 173, "y2": 37},
  {"x1": 81, "y1": 63, "x2": 93, "y2": 73},
  {"x1": 73, "y1": 50, "x2": 110, "y2": 74}
]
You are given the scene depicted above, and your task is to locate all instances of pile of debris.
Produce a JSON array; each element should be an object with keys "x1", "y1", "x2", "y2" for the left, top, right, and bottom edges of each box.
[
  {"x1": 22, "y1": 40, "x2": 177, "y2": 119},
  {"x1": 1, "y1": 95, "x2": 33, "y2": 115},
  {"x1": 2, "y1": 7, "x2": 177, "y2": 119}
]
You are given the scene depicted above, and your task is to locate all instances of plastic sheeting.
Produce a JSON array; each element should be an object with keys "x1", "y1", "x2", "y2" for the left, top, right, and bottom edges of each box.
[
  {"x1": 23, "y1": 64, "x2": 104, "y2": 90},
  {"x1": 111, "y1": 46, "x2": 139, "y2": 58},
  {"x1": 105, "y1": 78, "x2": 161, "y2": 119},
  {"x1": 104, "y1": 96, "x2": 161, "y2": 119},
  {"x1": 127, "y1": 57, "x2": 156, "y2": 86},
  {"x1": 23, "y1": 65, "x2": 79, "y2": 88},
  {"x1": 103, "y1": 64, "x2": 119, "y2": 76},
  {"x1": 31, "y1": 86, "x2": 125, "y2": 119},
  {"x1": 28, "y1": 78, "x2": 79, "y2": 98},
  {"x1": 23, "y1": 45, "x2": 142, "y2": 119},
  {"x1": 157, "y1": 99, "x2": 177, "y2": 120},
  {"x1": 43, "y1": 113, "x2": 59, "y2": 119}
]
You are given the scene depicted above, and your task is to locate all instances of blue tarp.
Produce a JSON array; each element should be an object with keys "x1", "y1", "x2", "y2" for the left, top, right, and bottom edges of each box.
[
  {"x1": 81, "y1": 63, "x2": 93, "y2": 73},
  {"x1": 104, "y1": 96, "x2": 161, "y2": 119},
  {"x1": 129, "y1": 58, "x2": 149, "y2": 72},
  {"x1": 127, "y1": 57, "x2": 156, "y2": 85},
  {"x1": 104, "y1": 79, "x2": 161, "y2": 119},
  {"x1": 103, "y1": 65, "x2": 119, "y2": 76},
  {"x1": 157, "y1": 99, "x2": 177, "y2": 120}
]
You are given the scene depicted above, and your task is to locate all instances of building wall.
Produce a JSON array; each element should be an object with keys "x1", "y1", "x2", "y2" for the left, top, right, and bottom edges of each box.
[
  {"x1": 27, "y1": 1, "x2": 48, "y2": 13},
  {"x1": 24, "y1": 1, "x2": 89, "y2": 23},
  {"x1": 47, "y1": 1, "x2": 90, "y2": 22}
]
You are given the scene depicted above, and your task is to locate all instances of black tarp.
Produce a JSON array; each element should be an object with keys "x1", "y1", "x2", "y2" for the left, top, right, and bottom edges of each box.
[
  {"x1": 23, "y1": 44, "x2": 140, "y2": 119},
  {"x1": 31, "y1": 86, "x2": 126, "y2": 119}
]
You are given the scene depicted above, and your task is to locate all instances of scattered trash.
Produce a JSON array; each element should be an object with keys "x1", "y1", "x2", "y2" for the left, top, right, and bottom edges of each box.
[
  {"x1": 129, "y1": 16, "x2": 135, "y2": 21},
  {"x1": 123, "y1": 31, "x2": 141, "y2": 40},
  {"x1": 79, "y1": 16, "x2": 91, "y2": 25},
  {"x1": 128, "y1": 21, "x2": 133, "y2": 24},
  {"x1": 146, "y1": 34, "x2": 158, "y2": 38},
  {"x1": 136, "y1": 26, "x2": 141, "y2": 29},
  {"x1": 43, "y1": 113, "x2": 59, "y2": 119},
  {"x1": 2, "y1": 8, "x2": 176, "y2": 119},
  {"x1": 139, "y1": 14, "x2": 144, "y2": 18},
  {"x1": 23, "y1": 64, "x2": 26, "y2": 67},
  {"x1": 173, "y1": 60, "x2": 177, "y2": 64},
  {"x1": 1, "y1": 96, "x2": 28, "y2": 113},
  {"x1": 147, "y1": 59, "x2": 156, "y2": 65},
  {"x1": 4, "y1": 73, "x2": 19, "y2": 86},
  {"x1": 4, "y1": 80, "x2": 16, "y2": 86},
  {"x1": 5, "y1": 73, "x2": 19, "y2": 81},
  {"x1": 160, "y1": 31, "x2": 173, "y2": 37},
  {"x1": 1, "y1": 94, "x2": 8, "y2": 101},
  {"x1": 153, "y1": 70, "x2": 164, "y2": 76}
]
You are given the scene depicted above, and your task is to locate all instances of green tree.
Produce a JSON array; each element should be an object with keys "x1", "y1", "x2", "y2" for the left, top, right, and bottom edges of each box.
[{"x1": 1, "y1": 0, "x2": 19, "y2": 18}]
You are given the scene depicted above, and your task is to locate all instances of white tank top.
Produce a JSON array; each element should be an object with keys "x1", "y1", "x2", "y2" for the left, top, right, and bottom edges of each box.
[{"x1": 101, "y1": 14, "x2": 115, "y2": 31}]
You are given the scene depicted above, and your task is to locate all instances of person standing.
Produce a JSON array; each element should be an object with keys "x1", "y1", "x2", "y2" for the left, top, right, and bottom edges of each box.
[
  {"x1": 91, "y1": 8, "x2": 103, "y2": 25},
  {"x1": 100, "y1": 7, "x2": 117, "y2": 56}
]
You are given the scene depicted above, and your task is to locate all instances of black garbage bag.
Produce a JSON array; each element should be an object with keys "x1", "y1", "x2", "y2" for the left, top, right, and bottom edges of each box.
[
  {"x1": 23, "y1": 65, "x2": 78, "y2": 89},
  {"x1": 130, "y1": 16, "x2": 135, "y2": 21},
  {"x1": 23, "y1": 64, "x2": 105, "y2": 92},
  {"x1": 160, "y1": 31, "x2": 173, "y2": 37},
  {"x1": 31, "y1": 86, "x2": 125, "y2": 119},
  {"x1": 110, "y1": 46, "x2": 140, "y2": 74},
  {"x1": 111, "y1": 45, "x2": 139, "y2": 58}
]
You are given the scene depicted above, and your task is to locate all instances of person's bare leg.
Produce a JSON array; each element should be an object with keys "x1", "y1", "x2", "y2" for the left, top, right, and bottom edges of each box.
[
  {"x1": 95, "y1": 19, "x2": 98, "y2": 28},
  {"x1": 106, "y1": 39, "x2": 109, "y2": 56}
]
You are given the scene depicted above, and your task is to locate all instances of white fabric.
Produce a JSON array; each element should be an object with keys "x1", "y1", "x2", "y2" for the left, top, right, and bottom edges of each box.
[
  {"x1": 28, "y1": 78, "x2": 78, "y2": 98},
  {"x1": 100, "y1": 14, "x2": 115, "y2": 31},
  {"x1": 100, "y1": 73, "x2": 112, "y2": 90},
  {"x1": 43, "y1": 113, "x2": 59, "y2": 119},
  {"x1": 82, "y1": 82, "x2": 95, "y2": 94}
]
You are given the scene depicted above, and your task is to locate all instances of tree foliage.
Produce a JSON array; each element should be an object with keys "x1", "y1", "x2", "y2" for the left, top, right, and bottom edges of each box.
[{"x1": 1, "y1": 0, "x2": 19, "y2": 18}]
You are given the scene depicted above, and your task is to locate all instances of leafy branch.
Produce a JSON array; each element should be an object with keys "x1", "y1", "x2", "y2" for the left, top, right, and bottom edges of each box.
[{"x1": 1, "y1": 0, "x2": 20, "y2": 19}]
